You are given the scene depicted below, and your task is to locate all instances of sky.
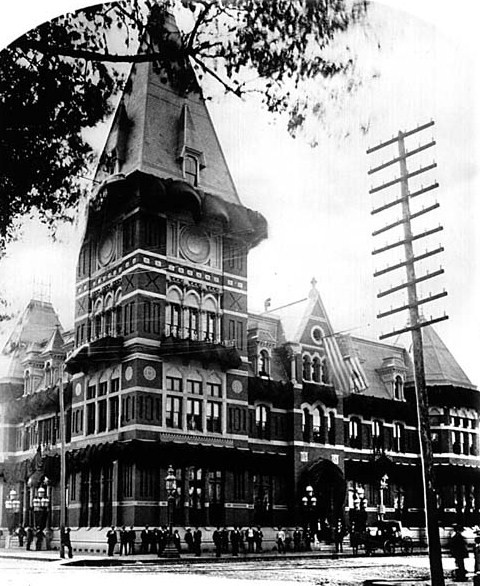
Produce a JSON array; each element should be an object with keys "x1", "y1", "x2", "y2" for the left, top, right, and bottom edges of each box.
[{"x1": 0, "y1": 0, "x2": 479, "y2": 385}]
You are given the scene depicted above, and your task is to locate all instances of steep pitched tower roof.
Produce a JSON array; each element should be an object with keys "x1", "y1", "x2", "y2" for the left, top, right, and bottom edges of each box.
[
  {"x1": 421, "y1": 325, "x2": 476, "y2": 389},
  {"x1": 95, "y1": 26, "x2": 241, "y2": 205}
]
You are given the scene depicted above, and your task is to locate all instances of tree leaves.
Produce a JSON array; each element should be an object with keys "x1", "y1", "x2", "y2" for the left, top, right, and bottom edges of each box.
[{"x1": 0, "y1": 0, "x2": 369, "y2": 249}]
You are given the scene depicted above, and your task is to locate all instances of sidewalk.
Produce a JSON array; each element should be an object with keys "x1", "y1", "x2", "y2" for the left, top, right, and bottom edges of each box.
[{"x1": 0, "y1": 546, "x2": 476, "y2": 585}]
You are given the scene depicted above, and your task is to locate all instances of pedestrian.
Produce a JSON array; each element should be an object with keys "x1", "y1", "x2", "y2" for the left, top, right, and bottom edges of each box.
[
  {"x1": 60, "y1": 526, "x2": 73, "y2": 559},
  {"x1": 213, "y1": 527, "x2": 222, "y2": 558},
  {"x1": 450, "y1": 525, "x2": 469, "y2": 582},
  {"x1": 246, "y1": 526, "x2": 255, "y2": 553},
  {"x1": 140, "y1": 525, "x2": 150, "y2": 554},
  {"x1": 35, "y1": 527, "x2": 44, "y2": 551},
  {"x1": 193, "y1": 527, "x2": 202, "y2": 556},
  {"x1": 276, "y1": 527, "x2": 286, "y2": 554},
  {"x1": 156, "y1": 527, "x2": 165, "y2": 557},
  {"x1": 334, "y1": 520, "x2": 345, "y2": 553},
  {"x1": 184, "y1": 528, "x2": 194, "y2": 553},
  {"x1": 16, "y1": 525, "x2": 26, "y2": 547},
  {"x1": 25, "y1": 525, "x2": 34, "y2": 551},
  {"x1": 106, "y1": 526, "x2": 117, "y2": 556},
  {"x1": 127, "y1": 525, "x2": 136, "y2": 555},
  {"x1": 44, "y1": 527, "x2": 53, "y2": 550},
  {"x1": 221, "y1": 527, "x2": 229, "y2": 553},
  {"x1": 173, "y1": 529, "x2": 181, "y2": 552},
  {"x1": 255, "y1": 527, "x2": 263, "y2": 553},
  {"x1": 119, "y1": 525, "x2": 129, "y2": 555},
  {"x1": 293, "y1": 527, "x2": 302, "y2": 552},
  {"x1": 303, "y1": 527, "x2": 312, "y2": 551},
  {"x1": 230, "y1": 527, "x2": 241, "y2": 557},
  {"x1": 238, "y1": 527, "x2": 245, "y2": 553},
  {"x1": 150, "y1": 528, "x2": 158, "y2": 554}
]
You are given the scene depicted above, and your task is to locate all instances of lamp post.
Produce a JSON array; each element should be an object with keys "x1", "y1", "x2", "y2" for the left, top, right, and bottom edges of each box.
[
  {"x1": 32, "y1": 479, "x2": 50, "y2": 529},
  {"x1": 302, "y1": 485, "x2": 318, "y2": 539},
  {"x1": 5, "y1": 488, "x2": 21, "y2": 540},
  {"x1": 378, "y1": 474, "x2": 389, "y2": 521},
  {"x1": 161, "y1": 465, "x2": 180, "y2": 558}
]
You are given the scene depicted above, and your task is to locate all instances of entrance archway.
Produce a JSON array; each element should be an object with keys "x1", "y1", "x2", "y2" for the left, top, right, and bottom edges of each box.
[{"x1": 300, "y1": 458, "x2": 346, "y2": 541}]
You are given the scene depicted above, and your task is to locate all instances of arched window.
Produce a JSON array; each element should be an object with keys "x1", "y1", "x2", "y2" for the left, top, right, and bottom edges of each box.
[
  {"x1": 393, "y1": 422, "x2": 404, "y2": 452},
  {"x1": 349, "y1": 417, "x2": 362, "y2": 449},
  {"x1": 259, "y1": 350, "x2": 270, "y2": 377},
  {"x1": 184, "y1": 155, "x2": 199, "y2": 186},
  {"x1": 321, "y1": 358, "x2": 329, "y2": 384},
  {"x1": 166, "y1": 288, "x2": 182, "y2": 337},
  {"x1": 203, "y1": 297, "x2": 217, "y2": 342},
  {"x1": 24, "y1": 371, "x2": 30, "y2": 395},
  {"x1": 394, "y1": 375, "x2": 404, "y2": 400},
  {"x1": 184, "y1": 292, "x2": 200, "y2": 340},
  {"x1": 312, "y1": 407, "x2": 325, "y2": 443},
  {"x1": 372, "y1": 419, "x2": 384, "y2": 454},
  {"x1": 302, "y1": 355, "x2": 312, "y2": 381},
  {"x1": 94, "y1": 298, "x2": 103, "y2": 339},
  {"x1": 312, "y1": 357, "x2": 321, "y2": 383},
  {"x1": 45, "y1": 363, "x2": 52, "y2": 387},
  {"x1": 114, "y1": 289, "x2": 122, "y2": 335},
  {"x1": 104, "y1": 294, "x2": 114, "y2": 337},
  {"x1": 327, "y1": 411, "x2": 336, "y2": 445},
  {"x1": 302, "y1": 408, "x2": 311, "y2": 442},
  {"x1": 255, "y1": 405, "x2": 269, "y2": 439}
]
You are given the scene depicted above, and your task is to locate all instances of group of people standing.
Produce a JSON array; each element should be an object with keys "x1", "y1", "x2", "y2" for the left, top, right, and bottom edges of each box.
[
  {"x1": 212, "y1": 526, "x2": 264, "y2": 557},
  {"x1": 13, "y1": 525, "x2": 54, "y2": 551}
]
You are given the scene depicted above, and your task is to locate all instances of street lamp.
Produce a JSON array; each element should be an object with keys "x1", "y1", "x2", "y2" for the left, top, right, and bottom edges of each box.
[
  {"x1": 5, "y1": 488, "x2": 21, "y2": 536},
  {"x1": 32, "y1": 479, "x2": 50, "y2": 529},
  {"x1": 161, "y1": 465, "x2": 180, "y2": 558},
  {"x1": 378, "y1": 474, "x2": 389, "y2": 520},
  {"x1": 302, "y1": 485, "x2": 318, "y2": 539}
]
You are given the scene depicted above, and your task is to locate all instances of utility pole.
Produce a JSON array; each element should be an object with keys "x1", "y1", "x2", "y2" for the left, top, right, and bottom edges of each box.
[
  {"x1": 367, "y1": 120, "x2": 448, "y2": 586},
  {"x1": 58, "y1": 363, "x2": 66, "y2": 532}
]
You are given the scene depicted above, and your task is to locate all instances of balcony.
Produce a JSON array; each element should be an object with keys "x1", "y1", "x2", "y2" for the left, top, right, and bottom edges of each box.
[
  {"x1": 66, "y1": 336, "x2": 124, "y2": 374},
  {"x1": 161, "y1": 327, "x2": 241, "y2": 370}
]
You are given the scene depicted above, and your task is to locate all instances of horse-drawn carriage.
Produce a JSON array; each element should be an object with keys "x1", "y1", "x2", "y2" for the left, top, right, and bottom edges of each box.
[{"x1": 351, "y1": 520, "x2": 414, "y2": 555}]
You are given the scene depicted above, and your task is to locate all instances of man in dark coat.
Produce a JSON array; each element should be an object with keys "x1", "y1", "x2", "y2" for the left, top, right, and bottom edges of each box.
[
  {"x1": 16, "y1": 525, "x2": 26, "y2": 547},
  {"x1": 230, "y1": 527, "x2": 241, "y2": 557},
  {"x1": 221, "y1": 527, "x2": 229, "y2": 553},
  {"x1": 193, "y1": 527, "x2": 202, "y2": 557},
  {"x1": 127, "y1": 526, "x2": 136, "y2": 555},
  {"x1": 106, "y1": 526, "x2": 117, "y2": 556},
  {"x1": 212, "y1": 527, "x2": 222, "y2": 558},
  {"x1": 184, "y1": 528, "x2": 194, "y2": 553},
  {"x1": 140, "y1": 525, "x2": 150, "y2": 554},
  {"x1": 255, "y1": 527, "x2": 264, "y2": 553},
  {"x1": 450, "y1": 526, "x2": 469, "y2": 581},
  {"x1": 119, "y1": 526, "x2": 129, "y2": 555},
  {"x1": 25, "y1": 526, "x2": 34, "y2": 551},
  {"x1": 60, "y1": 526, "x2": 73, "y2": 559},
  {"x1": 35, "y1": 527, "x2": 44, "y2": 551},
  {"x1": 293, "y1": 527, "x2": 302, "y2": 552}
]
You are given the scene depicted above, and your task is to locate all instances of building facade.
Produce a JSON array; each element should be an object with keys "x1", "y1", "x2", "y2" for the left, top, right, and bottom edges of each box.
[{"x1": 1, "y1": 30, "x2": 479, "y2": 540}]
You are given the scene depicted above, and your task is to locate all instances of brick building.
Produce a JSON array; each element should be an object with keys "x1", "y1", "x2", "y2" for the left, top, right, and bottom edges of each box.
[{"x1": 0, "y1": 27, "x2": 479, "y2": 543}]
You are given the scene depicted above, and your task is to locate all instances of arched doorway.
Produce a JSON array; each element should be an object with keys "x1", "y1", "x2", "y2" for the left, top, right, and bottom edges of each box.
[{"x1": 299, "y1": 458, "x2": 346, "y2": 541}]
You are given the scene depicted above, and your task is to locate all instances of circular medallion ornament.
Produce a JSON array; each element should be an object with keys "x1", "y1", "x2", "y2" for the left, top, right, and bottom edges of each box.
[
  {"x1": 232, "y1": 380, "x2": 243, "y2": 394},
  {"x1": 98, "y1": 232, "x2": 115, "y2": 267},
  {"x1": 311, "y1": 326, "x2": 324, "y2": 346},
  {"x1": 179, "y1": 226, "x2": 211, "y2": 264},
  {"x1": 143, "y1": 366, "x2": 156, "y2": 381},
  {"x1": 75, "y1": 383, "x2": 82, "y2": 397},
  {"x1": 124, "y1": 366, "x2": 133, "y2": 381}
]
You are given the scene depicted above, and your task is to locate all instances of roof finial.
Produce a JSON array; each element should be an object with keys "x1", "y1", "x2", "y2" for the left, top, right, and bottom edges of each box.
[
  {"x1": 264, "y1": 298, "x2": 272, "y2": 312},
  {"x1": 311, "y1": 277, "x2": 317, "y2": 290}
]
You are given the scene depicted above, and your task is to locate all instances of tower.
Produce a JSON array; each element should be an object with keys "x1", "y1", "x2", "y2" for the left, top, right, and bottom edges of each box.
[{"x1": 66, "y1": 33, "x2": 267, "y2": 528}]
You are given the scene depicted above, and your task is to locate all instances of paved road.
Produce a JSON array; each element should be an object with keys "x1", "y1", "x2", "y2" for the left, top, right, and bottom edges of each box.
[{"x1": 0, "y1": 554, "x2": 474, "y2": 586}]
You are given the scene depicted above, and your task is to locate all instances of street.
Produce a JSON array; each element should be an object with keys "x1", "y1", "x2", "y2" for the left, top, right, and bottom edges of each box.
[{"x1": 0, "y1": 554, "x2": 473, "y2": 586}]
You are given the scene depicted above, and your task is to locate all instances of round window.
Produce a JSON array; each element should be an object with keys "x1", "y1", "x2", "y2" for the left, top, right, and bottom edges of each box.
[{"x1": 311, "y1": 326, "x2": 324, "y2": 345}]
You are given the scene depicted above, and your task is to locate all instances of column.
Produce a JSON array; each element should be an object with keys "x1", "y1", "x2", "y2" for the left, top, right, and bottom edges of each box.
[{"x1": 112, "y1": 460, "x2": 119, "y2": 527}]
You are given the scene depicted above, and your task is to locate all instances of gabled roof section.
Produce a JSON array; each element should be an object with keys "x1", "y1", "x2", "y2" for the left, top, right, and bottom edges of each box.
[
  {"x1": 41, "y1": 327, "x2": 65, "y2": 357},
  {"x1": 94, "y1": 20, "x2": 241, "y2": 206},
  {"x1": 0, "y1": 300, "x2": 63, "y2": 381},
  {"x1": 422, "y1": 325, "x2": 475, "y2": 389}
]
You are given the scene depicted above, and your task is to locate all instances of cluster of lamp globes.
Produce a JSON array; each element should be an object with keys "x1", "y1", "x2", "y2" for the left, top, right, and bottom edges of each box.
[
  {"x1": 302, "y1": 486, "x2": 318, "y2": 507},
  {"x1": 4, "y1": 488, "x2": 21, "y2": 513}
]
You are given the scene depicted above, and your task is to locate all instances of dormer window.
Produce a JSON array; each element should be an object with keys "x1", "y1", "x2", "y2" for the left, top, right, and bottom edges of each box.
[
  {"x1": 394, "y1": 375, "x2": 404, "y2": 400},
  {"x1": 184, "y1": 154, "x2": 199, "y2": 186},
  {"x1": 259, "y1": 350, "x2": 270, "y2": 377}
]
